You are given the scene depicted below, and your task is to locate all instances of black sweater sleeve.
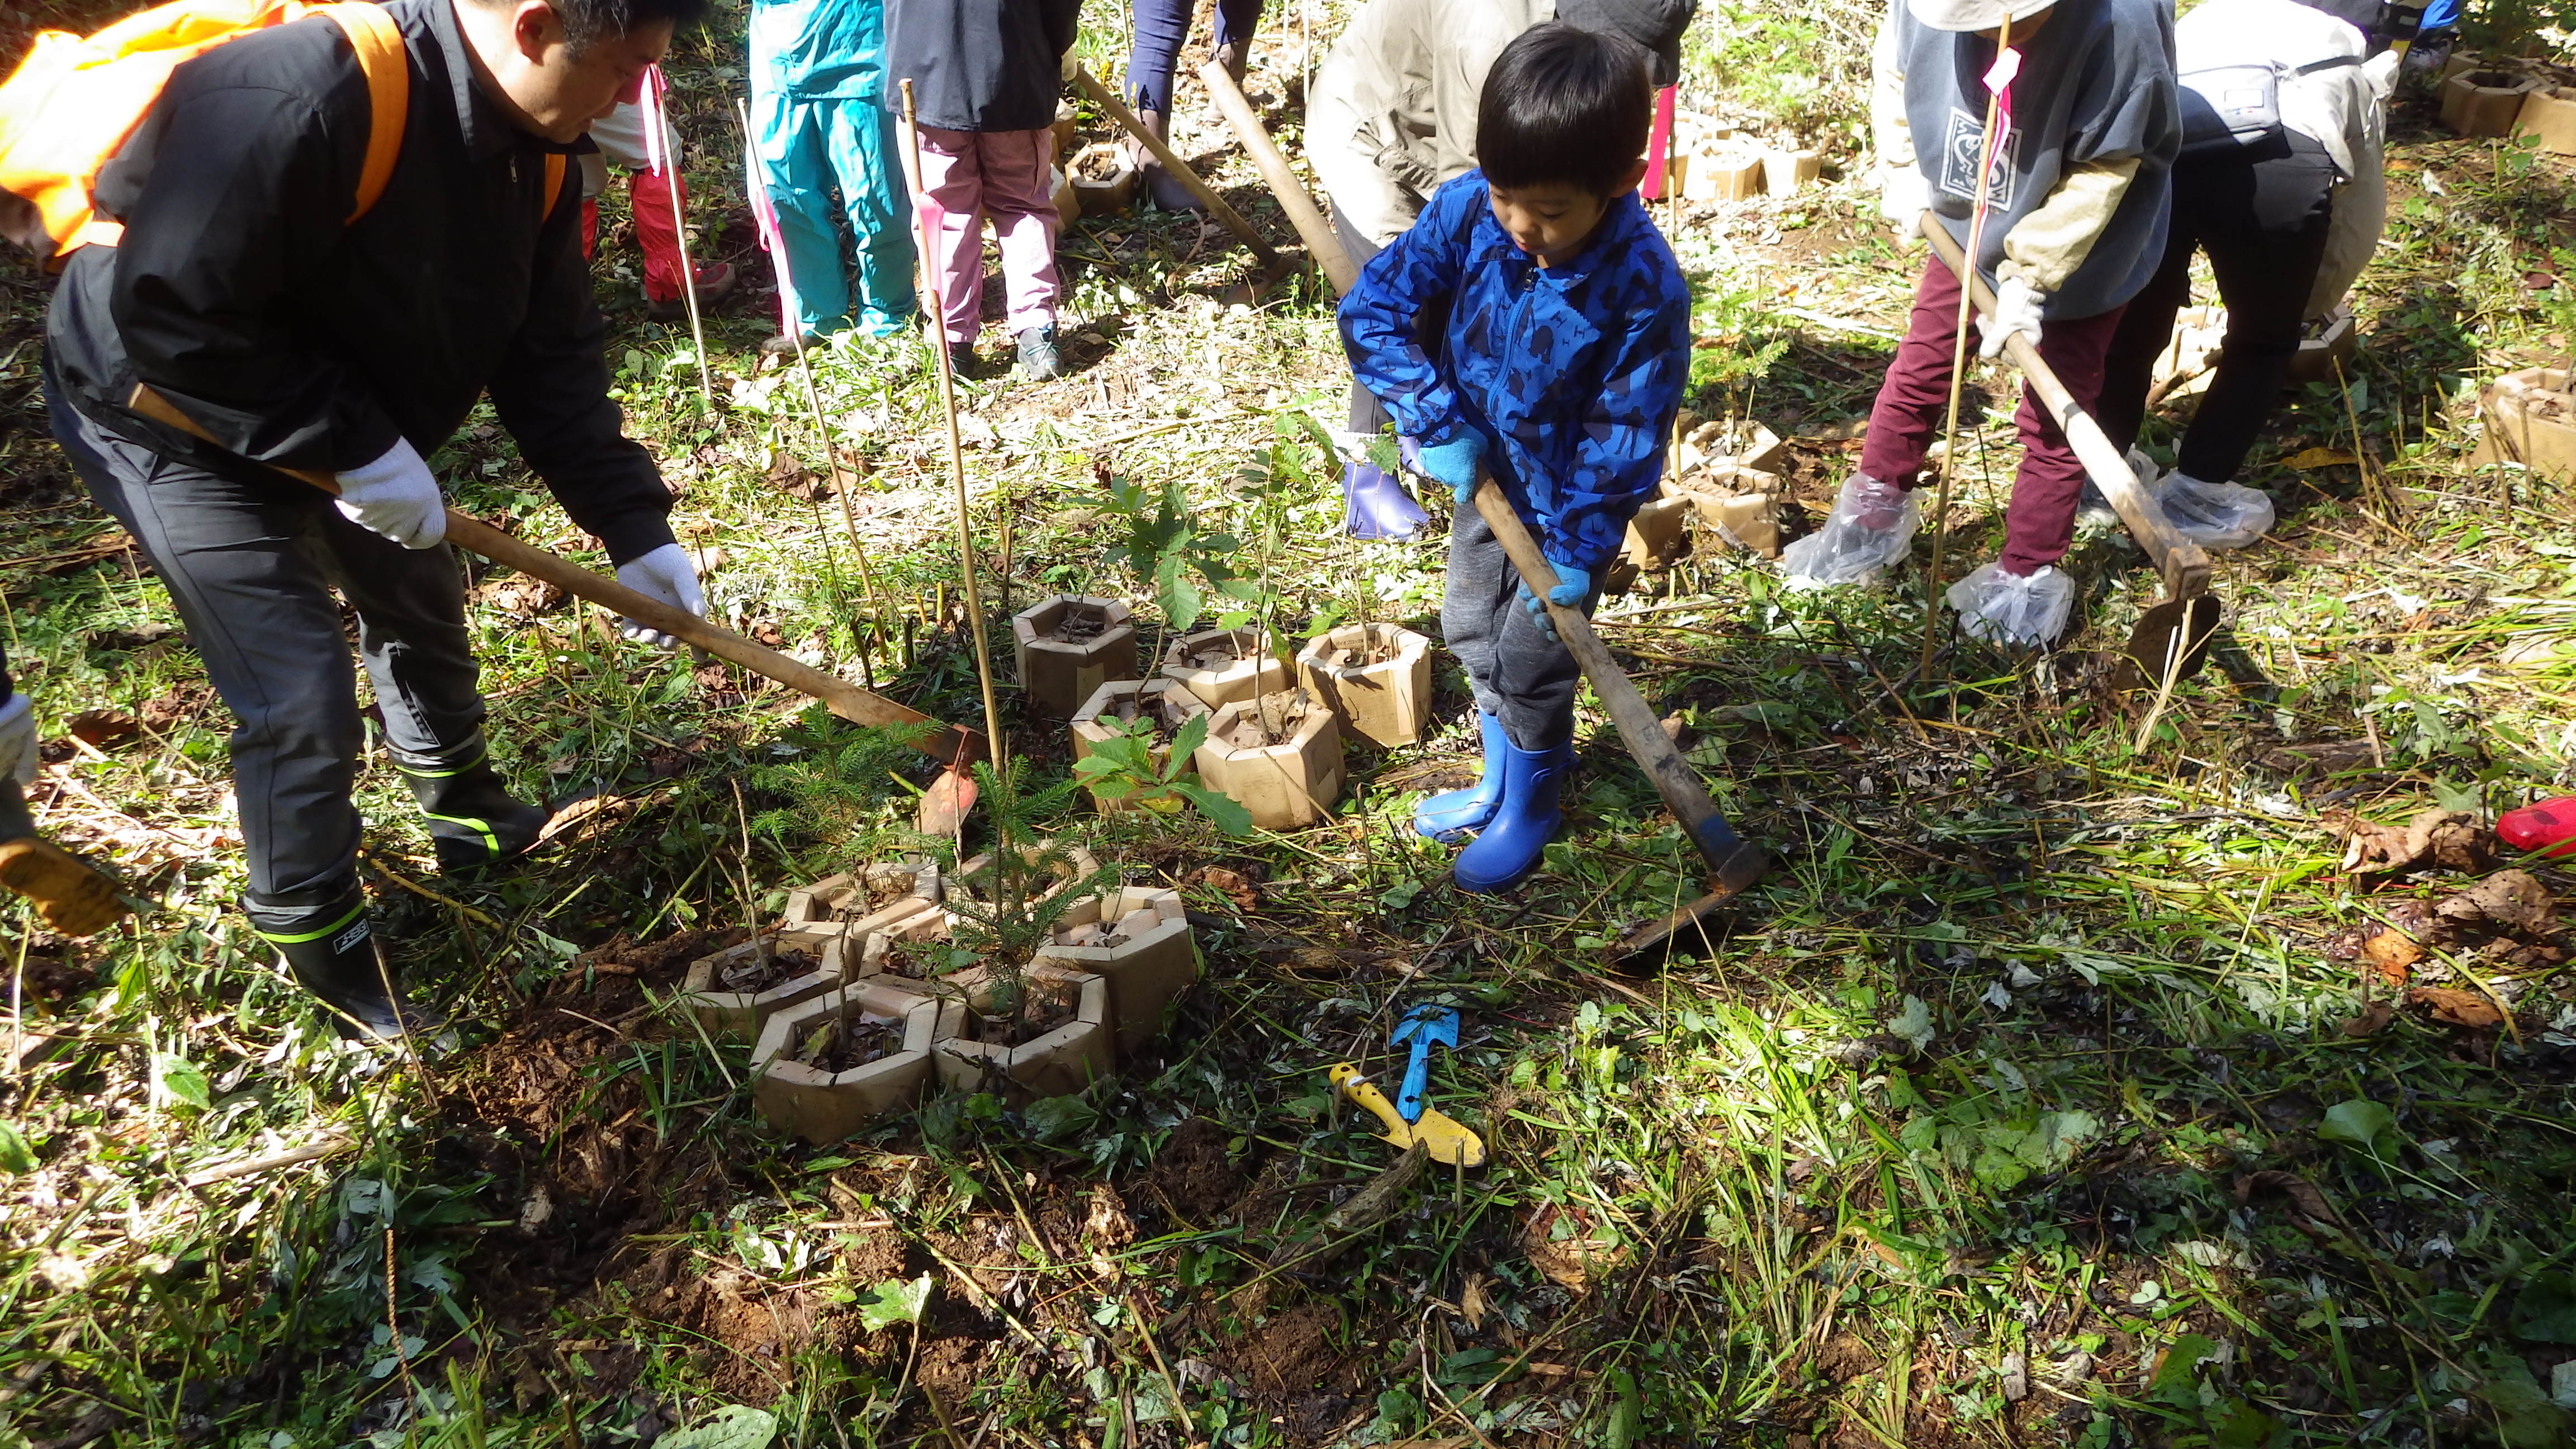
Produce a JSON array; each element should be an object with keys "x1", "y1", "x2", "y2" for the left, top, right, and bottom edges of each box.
[
  {"x1": 105, "y1": 67, "x2": 404, "y2": 475},
  {"x1": 486, "y1": 182, "x2": 676, "y2": 566}
]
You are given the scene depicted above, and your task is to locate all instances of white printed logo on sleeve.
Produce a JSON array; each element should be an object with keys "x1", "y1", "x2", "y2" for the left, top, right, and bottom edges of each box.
[{"x1": 1937, "y1": 107, "x2": 2018, "y2": 209}]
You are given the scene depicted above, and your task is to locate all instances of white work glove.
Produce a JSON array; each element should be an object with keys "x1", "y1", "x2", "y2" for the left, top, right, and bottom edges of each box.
[
  {"x1": 333, "y1": 438, "x2": 446, "y2": 549},
  {"x1": 0, "y1": 693, "x2": 35, "y2": 788},
  {"x1": 1879, "y1": 166, "x2": 1930, "y2": 240},
  {"x1": 1060, "y1": 47, "x2": 1079, "y2": 82},
  {"x1": 1978, "y1": 276, "x2": 2045, "y2": 360},
  {"x1": 612, "y1": 542, "x2": 704, "y2": 650}
]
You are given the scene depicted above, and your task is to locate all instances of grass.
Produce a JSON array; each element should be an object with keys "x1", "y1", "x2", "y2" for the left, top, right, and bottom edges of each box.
[{"x1": 5, "y1": 3, "x2": 2576, "y2": 1447}]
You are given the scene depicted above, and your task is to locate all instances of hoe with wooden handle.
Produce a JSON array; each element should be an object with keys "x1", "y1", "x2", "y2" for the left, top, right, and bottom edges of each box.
[
  {"x1": 1916, "y1": 215, "x2": 2221, "y2": 689},
  {"x1": 126, "y1": 385, "x2": 977, "y2": 761},
  {"x1": 1470, "y1": 481, "x2": 1768, "y2": 966}
]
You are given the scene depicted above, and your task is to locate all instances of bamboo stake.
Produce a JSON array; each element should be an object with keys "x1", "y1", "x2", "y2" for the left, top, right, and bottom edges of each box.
[
  {"x1": 1919, "y1": 11, "x2": 2013, "y2": 676},
  {"x1": 901, "y1": 79, "x2": 1008, "y2": 771},
  {"x1": 731, "y1": 98, "x2": 891, "y2": 669},
  {"x1": 645, "y1": 67, "x2": 713, "y2": 408}
]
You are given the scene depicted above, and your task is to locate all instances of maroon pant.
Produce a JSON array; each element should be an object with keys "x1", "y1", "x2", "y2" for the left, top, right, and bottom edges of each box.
[{"x1": 1857, "y1": 255, "x2": 2126, "y2": 576}]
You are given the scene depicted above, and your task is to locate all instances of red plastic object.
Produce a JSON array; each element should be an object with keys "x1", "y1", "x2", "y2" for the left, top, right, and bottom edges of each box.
[{"x1": 2497, "y1": 795, "x2": 2576, "y2": 859}]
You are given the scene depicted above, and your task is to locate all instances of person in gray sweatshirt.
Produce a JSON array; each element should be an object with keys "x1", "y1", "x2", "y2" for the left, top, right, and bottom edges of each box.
[{"x1": 1782, "y1": 0, "x2": 2179, "y2": 648}]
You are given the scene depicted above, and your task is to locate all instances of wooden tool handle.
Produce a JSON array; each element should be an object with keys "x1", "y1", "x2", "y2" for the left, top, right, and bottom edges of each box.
[
  {"x1": 1070, "y1": 64, "x2": 1279, "y2": 267},
  {"x1": 1915, "y1": 215, "x2": 2212, "y2": 600},
  {"x1": 1195, "y1": 61, "x2": 1354, "y2": 295},
  {"x1": 126, "y1": 385, "x2": 969, "y2": 757},
  {"x1": 1470, "y1": 482, "x2": 1765, "y2": 892}
]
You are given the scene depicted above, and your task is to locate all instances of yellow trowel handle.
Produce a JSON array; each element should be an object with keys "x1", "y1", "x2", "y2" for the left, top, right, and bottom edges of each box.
[{"x1": 1329, "y1": 1063, "x2": 1413, "y2": 1144}]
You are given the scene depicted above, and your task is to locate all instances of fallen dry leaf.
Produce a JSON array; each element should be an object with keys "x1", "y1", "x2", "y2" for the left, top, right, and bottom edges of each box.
[
  {"x1": 2406, "y1": 986, "x2": 2506, "y2": 1030},
  {"x1": 64, "y1": 709, "x2": 142, "y2": 750},
  {"x1": 1184, "y1": 866, "x2": 1257, "y2": 914},
  {"x1": 2340, "y1": 1002, "x2": 2395, "y2": 1037},
  {"x1": 1460, "y1": 1273, "x2": 1489, "y2": 1330},
  {"x1": 2234, "y1": 1169, "x2": 2343, "y2": 1232},
  {"x1": 2358, "y1": 929, "x2": 2422, "y2": 985},
  {"x1": 2434, "y1": 869, "x2": 2558, "y2": 937},
  {"x1": 2284, "y1": 446, "x2": 2358, "y2": 470},
  {"x1": 2337, "y1": 808, "x2": 2494, "y2": 875}
]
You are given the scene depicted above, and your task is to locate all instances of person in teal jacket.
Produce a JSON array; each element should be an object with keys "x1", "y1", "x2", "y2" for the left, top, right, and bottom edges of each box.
[{"x1": 749, "y1": 0, "x2": 917, "y2": 350}]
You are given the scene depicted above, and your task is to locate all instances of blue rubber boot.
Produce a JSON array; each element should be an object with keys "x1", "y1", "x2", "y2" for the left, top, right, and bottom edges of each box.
[
  {"x1": 1413, "y1": 711, "x2": 1508, "y2": 841},
  {"x1": 1342, "y1": 460, "x2": 1429, "y2": 540},
  {"x1": 1452, "y1": 737, "x2": 1573, "y2": 893}
]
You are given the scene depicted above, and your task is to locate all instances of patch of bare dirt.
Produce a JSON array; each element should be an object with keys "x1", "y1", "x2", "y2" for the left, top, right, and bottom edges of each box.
[{"x1": 1138, "y1": 1116, "x2": 1243, "y2": 1224}]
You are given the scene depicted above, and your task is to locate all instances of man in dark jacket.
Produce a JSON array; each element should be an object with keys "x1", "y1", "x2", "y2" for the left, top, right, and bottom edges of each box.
[
  {"x1": 42, "y1": 0, "x2": 708, "y2": 1040},
  {"x1": 884, "y1": 0, "x2": 1082, "y2": 377}
]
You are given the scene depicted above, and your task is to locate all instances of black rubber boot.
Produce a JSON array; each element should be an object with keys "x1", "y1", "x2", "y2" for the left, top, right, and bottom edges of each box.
[
  {"x1": 390, "y1": 735, "x2": 548, "y2": 874},
  {"x1": 1134, "y1": 108, "x2": 1202, "y2": 212},
  {"x1": 246, "y1": 884, "x2": 442, "y2": 1041}
]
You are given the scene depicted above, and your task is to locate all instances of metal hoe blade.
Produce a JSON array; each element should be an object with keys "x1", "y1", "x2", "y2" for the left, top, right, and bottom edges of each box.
[{"x1": 2114, "y1": 593, "x2": 2222, "y2": 693}]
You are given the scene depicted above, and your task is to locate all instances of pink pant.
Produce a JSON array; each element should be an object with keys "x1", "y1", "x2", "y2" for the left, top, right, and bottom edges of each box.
[
  {"x1": 913, "y1": 126, "x2": 1059, "y2": 347},
  {"x1": 1858, "y1": 255, "x2": 2125, "y2": 576}
]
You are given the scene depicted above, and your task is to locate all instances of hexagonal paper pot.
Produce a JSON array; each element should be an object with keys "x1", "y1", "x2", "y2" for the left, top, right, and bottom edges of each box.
[
  {"x1": 1192, "y1": 695, "x2": 1343, "y2": 830},
  {"x1": 1012, "y1": 595, "x2": 1140, "y2": 720},
  {"x1": 931, "y1": 965, "x2": 1114, "y2": 1102},
  {"x1": 751, "y1": 982, "x2": 944, "y2": 1143},
  {"x1": 1033, "y1": 886, "x2": 1200, "y2": 1052},
  {"x1": 681, "y1": 926, "x2": 856, "y2": 1038},
  {"x1": 1295, "y1": 623, "x2": 1429, "y2": 750},
  {"x1": 1068, "y1": 679, "x2": 1211, "y2": 813},
  {"x1": 1160, "y1": 626, "x2": 1291, "y2": 709}
]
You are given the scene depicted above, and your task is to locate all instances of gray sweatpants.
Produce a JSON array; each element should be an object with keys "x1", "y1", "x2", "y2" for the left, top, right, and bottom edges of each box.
[
  {"x1": 1442, "y1": 502, "x2": 1598, "y2": 752},
  {"x1": 46, "y1": 371, "x2": 489, "y2": 912}
]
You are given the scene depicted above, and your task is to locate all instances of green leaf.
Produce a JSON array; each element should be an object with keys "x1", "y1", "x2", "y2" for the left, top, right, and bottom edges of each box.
[
  {"x1": 0, "y1": 1123, "x2": 35, "y2": 1175},
  {"x1": 2317, "y1": 1098, "x2": 2399, "y2": 1156},
  {"x1": 1171, "y1": 782, "x2": 1254, "y2": 837},
  {"x1": 2511, "y1": 1272, "x2": 2576, "y2": 1343},
  {"x1": 2149, "y1": 1333, "x2": 2216, "y2": 1406},
  {"x1": 1022, "y1": 1095, "x2": 1096, "y2": 1142},
  {"x1": 1167, "y1": 712, "x2": 1210, "y2": 764},
  {"x1": 153, "y1": 1052, "x2": 211, "y2": 1111},
  {"x1": 655, "y1": 1405, "x2": 779, "y2": 1449},
  {"x1": 855, "y1": 1275, "x2": 935, "y2": 1333}
]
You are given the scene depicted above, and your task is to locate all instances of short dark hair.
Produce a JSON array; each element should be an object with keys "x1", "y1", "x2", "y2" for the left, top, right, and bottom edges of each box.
[
  {"x1": 1476, "y1": 23, "x2": 1654, "y2": 196},
  {"x1": 470, "y1": 0, "x2": 711, "y2": 52}
]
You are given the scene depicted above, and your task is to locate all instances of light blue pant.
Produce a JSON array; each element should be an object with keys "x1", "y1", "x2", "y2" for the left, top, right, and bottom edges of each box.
[{"x1": 749, "y1": 89, "x2": 916, "y2": 338}]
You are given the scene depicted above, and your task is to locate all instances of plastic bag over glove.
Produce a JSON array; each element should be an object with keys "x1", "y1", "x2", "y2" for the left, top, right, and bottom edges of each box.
[
  {"x1": 1978, "y1": 276, "x2": 2045, "y2": 361},
  {"x1": 1516, "y1": 560, "x2": 1592, "y2": 641},
  {"x1": 1780, "y1": 473, "x2": 1920, "y2": 588},
  {"x1": 1413, "y1": 434, "x2": 1486, "y2": 504},
  {"x1": 1945, "y1": 562, "x2": 2073, "y2": 647},
  {"x1": 614, "y1": 543, "x2": 705, "y2": 649},
  {"x1": 334, "y1": 438, "x2": 446, "y2": 550},
  {"x1": 2148, "y1": 472, "x2": 2274, "y2": 550}
]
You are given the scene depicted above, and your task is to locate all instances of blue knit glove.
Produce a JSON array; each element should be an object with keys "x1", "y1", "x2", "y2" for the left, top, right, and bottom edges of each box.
[
  {"x1": 1516, "y1": 560, "x2": 1592, "y2": 640},
  {"x1": 1414, "y1": 433, "x2": 1485, "y2": 504}
]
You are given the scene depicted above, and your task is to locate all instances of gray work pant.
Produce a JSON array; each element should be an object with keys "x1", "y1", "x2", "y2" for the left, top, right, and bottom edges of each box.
[
  {"x1": 1442, "y1": 502, "x2": 1597, "y2": 752},
  {"x1": 45, "y1": 370, "x2": 487, "y2": 910}
]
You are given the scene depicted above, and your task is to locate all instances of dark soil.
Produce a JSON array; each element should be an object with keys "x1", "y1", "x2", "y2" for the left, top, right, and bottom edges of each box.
[
  {"x1": 973, "y1": 976, "x2": 1079, "y2": 1047},
  {"x1": 1140, "y1": 1117, "x2": 1244, "y2": 1223},
  {"x1": 1046, "y1": 604, "x2": 1111, "y2": 642},
  {"x1": 795, "y1": 1013, "x2": 902, "y2": 1074},
  {"x1": 717, "y1": 944, "x2": 820, "y2": 994}
]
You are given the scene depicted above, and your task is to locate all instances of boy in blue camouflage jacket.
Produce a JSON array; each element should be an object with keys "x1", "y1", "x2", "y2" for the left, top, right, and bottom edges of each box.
[{"x1": 1338, "y1": 21, "x2": 1689, "y2": 893}]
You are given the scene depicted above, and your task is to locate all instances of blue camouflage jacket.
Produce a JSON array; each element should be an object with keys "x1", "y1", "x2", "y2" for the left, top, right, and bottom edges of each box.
[{"x1": 1338, "y1": 169, "x2": 1690, "y2": 575}]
